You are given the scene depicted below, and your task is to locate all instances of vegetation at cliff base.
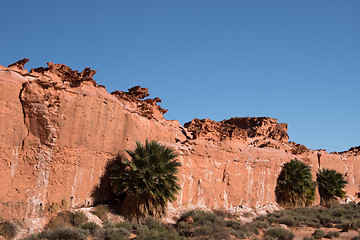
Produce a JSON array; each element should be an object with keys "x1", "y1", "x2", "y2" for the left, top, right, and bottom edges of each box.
[
  {"x1": 22, "y1": 203, "x2": 360, "y2": 239},
  {"x1": 110, "y1": 140, "x2": 181, "y2": 222},
  {"x1": 317, "y1": 168, "x2": 348, "y2": 205},
  {"x1": 0, "y1": 220, "x2": 18, "y2": 239},
  {"x1": 275, "y1": 159, "x2": 316, "y2": 207},
  {"x1": 258, "y1": 202, "x2": 360, "y2": 230}
]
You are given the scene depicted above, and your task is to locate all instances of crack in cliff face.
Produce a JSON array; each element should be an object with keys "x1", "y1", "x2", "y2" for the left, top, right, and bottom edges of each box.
[
  {"x1": 19, "y1": 82, "x2": 30, "y2": 150},
  {"x1": 18, "y1": 78, "x2": 61, "y2": 217}
]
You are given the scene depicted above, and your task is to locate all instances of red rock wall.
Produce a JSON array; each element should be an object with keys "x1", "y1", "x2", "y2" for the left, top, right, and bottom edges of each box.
[{"x1": 0, "y1": 62, "x2": 359, "y2": 220}]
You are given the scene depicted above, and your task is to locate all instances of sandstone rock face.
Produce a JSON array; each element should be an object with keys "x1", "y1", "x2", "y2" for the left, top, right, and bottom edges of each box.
[{"x1": 0, "y1": 60, "x2": 359, "y2": 220}]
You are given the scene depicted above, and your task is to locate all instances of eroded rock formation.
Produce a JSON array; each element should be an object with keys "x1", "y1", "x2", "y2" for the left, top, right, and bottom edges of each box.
[{"x1": 0, "y1": 59, "x2": 359, "y2": 221}]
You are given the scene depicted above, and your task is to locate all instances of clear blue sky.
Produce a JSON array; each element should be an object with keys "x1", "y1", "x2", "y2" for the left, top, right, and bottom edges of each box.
[{"x1": 1, "y1": 1, "x2": 359, "y2": 152}]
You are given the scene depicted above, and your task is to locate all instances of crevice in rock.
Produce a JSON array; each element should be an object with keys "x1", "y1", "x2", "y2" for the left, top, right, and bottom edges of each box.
[{"x1": 19, "y1": 82, "x2": 30, "y2": 150}]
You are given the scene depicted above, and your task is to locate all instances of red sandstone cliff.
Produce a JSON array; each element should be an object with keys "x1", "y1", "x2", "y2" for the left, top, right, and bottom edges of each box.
[{"x1": 0, "y1": 59, "x2": 359, "y2": 221}]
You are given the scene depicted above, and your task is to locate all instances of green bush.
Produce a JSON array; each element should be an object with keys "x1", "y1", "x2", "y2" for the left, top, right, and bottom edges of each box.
[
  {"x1": 324, "y1": 231, "x2": 340, "y2": 238},
  {"x1": 213, "y1": 209, "x2": 236, "y2": 219},
  {"x1": 312, "y1": 229, "x2": 326, "y2": 239},
  {"x1": 36, "y1": 228, "x2": 87, "y2": 240},
  {"x1": 176, "y1": 221, "x2": 192, "y2": 237},
  {"x1": 92, "y1": 205, "x2": 109, "y2": 221},
  {"x1": 81, "y1": 222, "x2": 99, "y2": 235},
  {"x1": 0, "y1": 221, "x2": 18, "y2": 239},
  {"x1": 259, "y1": 203, "x2": 360, "y2": 229},
  {"x1": 263, "y1": 227, "x2": 294, "y2": 240},
  {"x1": 247, "y1": 222, "x2": 260, "y2": 235},
  {"x1": 72, "y1": 211, "x2": 88, "y2": 227},
  {"x1": 318, "y1": 214, "x2": 334, "y2": 227},
  {"x1": 178, "y1": 210, "x2": 223, "y2": 226},
  {"x1": 95, "y1": 227, "x2": 130, "y2": 240},
  {"x1": 278, "y1": 214, "x2": 296, "y2": 227},
  {"x1": 175, "y1": 210, "x2": 260, "y2": 239},
  {"x1": 193, "y1": 224, "x2": 214, "y2": 236},
  {"x1": 252, "y1": 220, "x2": 270, "y2": 230},
  {"x1": 46, "y1": 211, "x2": 88, "y2": 229},
  {"x1": 134, "y1": 217, "x2": 183, "y2": 240},
  {"x1": 115, "y1": 221, "x2": 133, "y2": 231}
]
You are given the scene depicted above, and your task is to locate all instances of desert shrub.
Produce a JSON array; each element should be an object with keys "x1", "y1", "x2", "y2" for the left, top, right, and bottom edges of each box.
[
  {"x1": 136, "y1": 229, "x2": 183, "y2": 240},
  {"x1": 352, "y1": 236, "x2": 360, "y2": 240},
  {"x1": 324, "y1": 231, "x2": 340, "y2": 238},
  {"x1": 179, "y1": 210, "x2": 223, "y2": 225},
  {"x1": 95, "y1": 227, "x2": 130, "y2": 240},
  {"x1": 263, "y1": 227, "x2": 294, "y2": 240},
  {"x1": 318, "y1": 214, "x2": 334, "y2": 227},
  {"x1": 176, "y1": 210, "x2": 259, "y2": 239},
  {"x1": 275, "y1": 159, "x2": 315, "y2": 207},
  {"x1": 259, "y1": 203, "x2": 360, "y2": 229},
  {"x1": 134, "y1": 217, "x2": 183, "y2": 240},
  {"x1": 354, "y1": 219, "x2": 360, "y2": 229},
  {"x1": 72, "y1": 211, "x2": 88, "y2": 227},
  {"x1": 0, "y1": 221, "x2": 18, "y2": 239},
  {"x1": 225, "y1": 220, "x2": 250, "y2": 238},
  {"x1": 92, "y1": 205, "x2": 109, "y2": 221},
  {"x1": 141, "y1": 217, "x2": 174, "y2": 230},
  {"x1": 337, "y1": 219, "x2": 352, "y2": 230},
  {"x1": 330, "y1": 206, "x2": 346, "y2": 217},
  {"x1": 81, "y1": 222, "x2": 99, "y2": 235},
  {"x1": 44, "y1": 216, "x2": 72, "y2": 230},
  {"x1": 278, "y1": 214, "x2": 296, "y2": 227},
  {"x1": 213, "y1": 208, "x2": 237, "y2": 219},
  {"x1": 247, "y1": 222, "x2": 261, "y2": 235},
  {"x1": 226, "y1": 220, "x2": 247, "y2": 231},
  {"x1": 193, "y1": 224, "x2": 214, "y2": 236},
  {"x1": 115, "y1": 221, "x2": 133, "y2": 231},
  {"x1": 265, "y1": 212, "x2": 298, "y2": 227},
  {"x1": 252, "y1": 220, "x2": 270, "y2": 229},
  {"x1": 306, "y1": 221, "x2": 323, "y2": 229},
  {"x1": 110, "y1": 140, "x2": 181, "y2": 222},
  {"x1": 46, "y1": 211, "x2": 88, "y2": 229},
  {"x1": 312, "y1": 229, "x2": 326, "y2": 239},
  {"x1": 36, "y1": 228, "x2": 88, "y2": 240},
  {"x1": 193, "y1": 224, "x2": 234, "y2": 239},
  {"x1": 176, "y1": 221, "x2": 192, "y2": 237}
]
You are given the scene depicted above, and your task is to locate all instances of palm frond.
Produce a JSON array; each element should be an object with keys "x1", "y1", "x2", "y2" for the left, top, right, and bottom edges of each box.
[
  {"x1": 110, "y1": 140, "x2": 181, "y2": 222},
  {"x1": 275, "y1": 159, "x2": 315, "y2": 207}
]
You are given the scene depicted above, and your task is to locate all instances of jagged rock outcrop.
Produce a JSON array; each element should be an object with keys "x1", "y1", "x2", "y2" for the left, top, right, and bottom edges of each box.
[
  {"x1": 184, "y1": 118, "x2": 248, "y2": 141},
  {"x1": 184, "y1": 117, "x2": 289, "y2": 143},
  {"x1": 222, "y1": 117, "x2": 289, "y2": 142},
  {"x1": 8, "y1": 58, "x2": 29, "y2": 70},
  {"x1": 111, "y1": 86, "x2": 167, "y2": 120},
  {"x1": 0, "y1": 59, "x2": 359, "y2": 221},
  {"x1": 339, "y1": 146, "x2": 360, "y2": 156}
]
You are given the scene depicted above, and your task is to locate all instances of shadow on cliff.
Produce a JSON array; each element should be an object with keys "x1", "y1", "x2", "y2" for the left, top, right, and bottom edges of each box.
[{"x1": 91, "y1": 155, "x2": 126, "y2": 214}]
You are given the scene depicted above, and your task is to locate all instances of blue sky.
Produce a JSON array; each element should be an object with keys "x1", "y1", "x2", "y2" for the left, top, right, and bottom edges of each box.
[{"x1": 1, "y1": 1, "x2": 359, "y2": 152}]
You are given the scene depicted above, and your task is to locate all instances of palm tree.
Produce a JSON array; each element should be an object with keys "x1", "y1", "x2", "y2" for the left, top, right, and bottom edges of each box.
[
  {"x1": 275, "y1": 159, "x2": 316, "y2": 207},
  {"x1": 110, "y1": 140, "x2": 181, "y2": 222},
  {"x1": 316, "y1": 168, "x2": 347, "y2": 205}
]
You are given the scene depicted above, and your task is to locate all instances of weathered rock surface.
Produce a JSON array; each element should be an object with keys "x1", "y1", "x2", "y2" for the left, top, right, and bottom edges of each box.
[{"x1": 0, "y1": 60, "x2": 359, "y2": 221}]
